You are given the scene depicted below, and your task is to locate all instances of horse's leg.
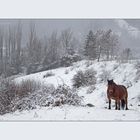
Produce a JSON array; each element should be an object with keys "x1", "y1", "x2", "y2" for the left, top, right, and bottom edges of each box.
[
  {"x1": 108, "y1": 98, "x2": 111, "y2": 109},
  {"x1": 118, "y1": 100, "x2": 120, "y2": 110},
  {"x1": 125, "y1": 98, "x2": 129, "y2": 110},
  {"x1": 115, "y1": 100, "x2": 117, "y2": 110}
]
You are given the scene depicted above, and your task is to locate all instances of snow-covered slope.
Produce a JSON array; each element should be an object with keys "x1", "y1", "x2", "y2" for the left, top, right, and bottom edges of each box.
[{"x1": 1, "y1": 60, "x2": 140, "y2": 121}]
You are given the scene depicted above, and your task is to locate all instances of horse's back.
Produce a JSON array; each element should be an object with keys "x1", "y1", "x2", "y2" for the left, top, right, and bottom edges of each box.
[
  {"x1": 120, "y1": 85, "x2": 127, "y2": 90},
  {"x1": 118, "y1": 85, "x2": 128, "y2": 97}
]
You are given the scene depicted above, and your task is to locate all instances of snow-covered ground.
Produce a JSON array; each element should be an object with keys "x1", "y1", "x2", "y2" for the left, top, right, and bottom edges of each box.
[{"x1": 1, "y1": 60, "x2": 140, "y2": 121}]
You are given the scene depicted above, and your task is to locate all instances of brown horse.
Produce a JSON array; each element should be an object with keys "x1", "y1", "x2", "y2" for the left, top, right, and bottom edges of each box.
[{"x1": 107, "y1": 80, "x2": 128, "y2": 110}]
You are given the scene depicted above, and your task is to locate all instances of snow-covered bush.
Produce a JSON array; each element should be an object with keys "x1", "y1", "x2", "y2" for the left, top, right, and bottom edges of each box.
[
  {"x1": 113, "y1": 63, "x2": 119, "y2": 71},
  {"x1": 0, "y1": 77, "x2": 83, "y2": 114},
  {"x1": 11, "y1": 84, "x2": 82, "y2": 112},
  {"x1": 72, "y1": 68, "x2": 96, "y2": 88},
  {"x1": 0, "y1": 79, "x2": 42, "y2": 114},
  {"x1": 11, "y1": 84, "x2": 56, "y2": 112},
  {"x1": 86, "y1": 85, "x2": 96, "y2": 94},
  {"x1": 135, "y1": 61, "x2": 140, "y2": 69},
  {"x1": 72, "y1": 70, "x2": 85, "y2": 88},
  {"x1": 15, "y1": 79, "x2": 41, "y2": 98},
  {"x1": 99, "y1": 69, "x2": 111, "y2": 83},
  {"x1": 0, "y1": 78, "x2": 16, "y2": 115},
  {"x1": 65, "y1": 69, "x2": 69, "y2": 74},
  {"x1": 43, "y1": 71, "x2": 55, "y2": 78},
  {"x1": 52, "y1": 85, "x2": 82, "y2": 106},
  {"x1": 60, "y1": 54, "x2": 81, "y2": 67},
  {"x1": 84, "y1": 68, "x2": 97, "y2": 85},
  {"x1": 134, "y1": 61, "x2": 140, "y2": 82},
  {"x1": 85, "y1": 61, "x2": 94, "y2": 67},
  {"x1": 10, "y1": 96, "x2": 37, "y2": 112}
]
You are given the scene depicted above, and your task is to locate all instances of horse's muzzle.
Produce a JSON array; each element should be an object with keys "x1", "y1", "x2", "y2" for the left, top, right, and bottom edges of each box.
[{"x1": 108, "y1": 90, "x2": 114, "y2": 94}]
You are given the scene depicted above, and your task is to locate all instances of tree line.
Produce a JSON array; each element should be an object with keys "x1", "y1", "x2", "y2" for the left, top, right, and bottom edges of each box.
[{"x1": 0, "y1": 22, "x2": 133, "y2": 77}]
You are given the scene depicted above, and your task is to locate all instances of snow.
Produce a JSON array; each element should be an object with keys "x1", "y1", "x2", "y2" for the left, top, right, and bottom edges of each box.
[
  {"x1": 0, "y1": 106, "x2": 140, "y2": 121},
  {"x1": 1, "y1": 60, "x2": 140, "y2": 121}
]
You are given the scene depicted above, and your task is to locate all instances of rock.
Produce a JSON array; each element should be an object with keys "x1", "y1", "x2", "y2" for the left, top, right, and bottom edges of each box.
[
  {"x1": 86, "y1": 103, "x2": 95, "y2": 107},
  {"x1": 122, "y1": 114, "x2": 126, "y2": 116}
]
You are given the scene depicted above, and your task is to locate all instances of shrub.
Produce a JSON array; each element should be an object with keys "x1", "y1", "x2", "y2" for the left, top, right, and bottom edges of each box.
[
  {"x1": 15, "y1": 79, "x2": 41, "y2": 98},
  {"x1": 99, "y1": 69, "x2": 111, "y2": 83},
  {"x1": 134, "y1": 61, "x2": 140, "y2": 82},
  {"x1": 113, "y1": 64, "x2": 119, "y2": 71},
  {"x1": 135, "y1": 61, "x2": 140, "y2": 69},
  {"x1": 0, "y1": 79, "x2": 42, "y2": 114},
  {"x1": 0, "y1": 78, "x2": 17, "y2": 114},
  {"x1": 72, "y1": 71, "x2": 85, "y2": 88},
  {"x1": 0, "y1": 77, "x2": 83, "y2": 115},
  {"x1": 10, "y1": 84, "x2": 55, "y2": 112},
  {"x1": 84, "y1": 68, "x2": 97, "y2": 86},
  {"x1": 72, "y1": 68, "x2": 96, "y2": 88},
  {"x1": 86, "y1": 85, "x2": 96, "y2": 94},
  {"x1": 43, "y1": 71, "x2": 55, "y2": 78},
  {"x1": 85, "y1": 61, "x2": 94, "y2": 67},
  {"x1": 52, "y1": 85, "x2": 82, "y2": 106},
  {"x1": 60, "y1": 54, "x2": 81, "y2": 67},
  {"x1": 11, "y1": 84, "x2": 82, "y2": 112},
  {"x1": 65, "y1": 69, "x2": 69, "y2": 74}
]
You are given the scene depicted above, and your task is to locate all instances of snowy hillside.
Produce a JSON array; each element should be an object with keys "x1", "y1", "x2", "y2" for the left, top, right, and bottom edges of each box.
[{"x1": 1, "y1": 60, "x2": 140, "y2": 121}]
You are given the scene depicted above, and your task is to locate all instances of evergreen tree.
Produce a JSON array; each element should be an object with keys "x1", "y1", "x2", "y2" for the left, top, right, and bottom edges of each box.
[{"x1": 84, "y1": 30, "x2": 97, "y2": 60}]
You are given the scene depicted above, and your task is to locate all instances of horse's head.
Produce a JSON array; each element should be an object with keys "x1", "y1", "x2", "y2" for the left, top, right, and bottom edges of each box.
[
  {"x1": 107, "y1": 79, "x2": 114, "y2": 84},
  {"x1": 107, "y1": 79, "x2": 115, "y2": 94}
]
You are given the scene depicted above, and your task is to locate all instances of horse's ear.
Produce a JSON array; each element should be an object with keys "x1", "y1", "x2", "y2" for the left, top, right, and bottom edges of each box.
[{"x1": 107, "y1": 79, "x2": 109, "y2": 84}]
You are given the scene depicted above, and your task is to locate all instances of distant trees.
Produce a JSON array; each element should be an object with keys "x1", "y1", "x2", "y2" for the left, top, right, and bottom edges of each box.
[
  {"x1": 84, "y1": 30, "x2": 97, "y2": 60},
  {"x1": 26, "y1": 23, "x2": 44, "y2": 74},
  {"x1": 43, "y1": 31, "x2": 60, "y2": 66},
  {"x1": 120, "y1": 48, "x2": 133, "y2": 62},
  {"x1": 13, "y1": 22, "x2": 22, "y2": 73},
  {"x1": 26, "y1": 23, "x2": 41, "y2": 64},
  {"x1": 0, "y1": 28, "x2": 4, "y2": 75},
  {"x1": 83, "y1": 29, "x2": 119, "y2": 61},
  {"x1": 0, "y1": 22, "x2": 23, "y2": 77},
  {"x1": 0, "y1": 21, "x2": 122, "y2": 78},
  {"x1": 61, "y1": 29, "x2": 75, "y2": 56}
]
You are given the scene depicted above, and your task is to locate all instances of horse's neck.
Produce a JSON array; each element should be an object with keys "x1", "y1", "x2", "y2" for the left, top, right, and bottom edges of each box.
[
  {"x1": 113, "y1": 82, "x2": 117, "y2": 86},
  {"x1": 113, "y1": 83, "x2": 118, "y2": 90}
]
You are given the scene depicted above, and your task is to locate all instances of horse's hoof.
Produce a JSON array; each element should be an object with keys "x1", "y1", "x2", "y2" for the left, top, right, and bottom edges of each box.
[
  {"x1": 126, "y1": 108, "x2": 129, "y2": 110},
  {"x1": 108, "y1": 108, "x2": 111, "y2": 110}
]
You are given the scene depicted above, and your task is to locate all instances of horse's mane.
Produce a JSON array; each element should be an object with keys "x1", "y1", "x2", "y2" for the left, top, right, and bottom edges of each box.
[
  {"x1": 108, "y1": 80, "x2": 118, "y2": 90},
  {"x1": 108, "y1": 80, "x2": 117, "y2": 85}
]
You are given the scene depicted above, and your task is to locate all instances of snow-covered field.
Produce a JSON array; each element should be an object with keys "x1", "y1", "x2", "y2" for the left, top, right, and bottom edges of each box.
[{"x1": 1, "y1": 60, "x2": 140, "y2": 121}]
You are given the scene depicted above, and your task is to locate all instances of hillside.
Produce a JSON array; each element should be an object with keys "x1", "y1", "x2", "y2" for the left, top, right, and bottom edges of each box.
[{"x1": 0, "y1": 60, "x2": 140, "y2": 121}]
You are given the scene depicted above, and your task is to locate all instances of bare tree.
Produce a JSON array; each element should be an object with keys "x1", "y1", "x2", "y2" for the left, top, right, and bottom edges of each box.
[
  {"x1": 61, "y1": 28, "x2": 75, "y2": 55},
  {"x1": 95, "y1": 30, "x2": 104, "y2": 62},
  {"x1": 2, "y1": 26, "x2": 13, "y2": 77},
  {"x1": 43, "y1": 31, "x2": 60, "y2": 65},
  {"x1": 96, "y1": 29, "x2": 119, "y2": 61},
  {"x1": 120, "y1": 48, "x2": 132, "y2": 62},
  {"x1": 0, "y1": 27, "x2": 4, "y2": 75},
  {"x1": 27, "y1": 22, "x2": 36, "y2": 64},
  {"x1": 84, "y1": 30, "x2": 97, "y2": 60},
  {"x1": 15, "y1": 22, "x2": 22, "y2": 73}
]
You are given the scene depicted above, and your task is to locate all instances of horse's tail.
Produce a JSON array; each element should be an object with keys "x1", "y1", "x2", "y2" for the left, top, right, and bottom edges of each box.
[{"x1": 121, "y1": 99, "x2": 125, "y2": 109}]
